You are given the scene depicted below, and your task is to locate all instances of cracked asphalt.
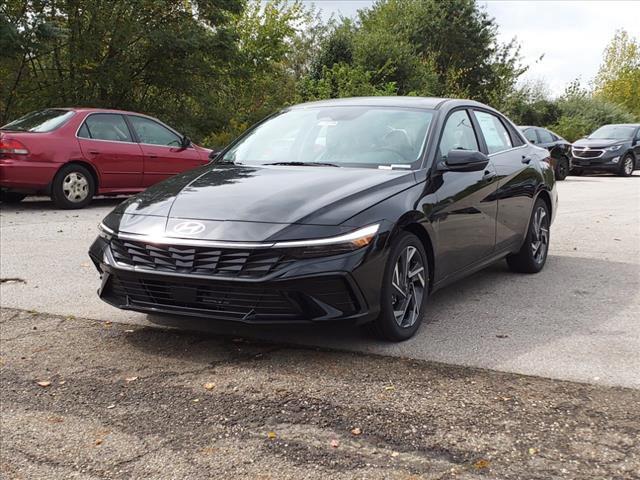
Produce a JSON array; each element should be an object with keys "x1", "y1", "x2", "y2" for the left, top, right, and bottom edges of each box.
[{"x1": 2, "y1": 308, "x2": 640, "y2": 479}]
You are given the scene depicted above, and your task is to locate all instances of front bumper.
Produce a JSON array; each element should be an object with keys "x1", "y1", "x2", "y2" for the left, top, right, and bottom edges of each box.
[
  {"x1": 0, "y1": 158, "x2": 58, "y2": 192},
  {"x1": 571, "y1": 152, "x2": 622, "y2": 172},
  {"x1": 89, "y1": 234, "x2": 387, "y2": 325}
]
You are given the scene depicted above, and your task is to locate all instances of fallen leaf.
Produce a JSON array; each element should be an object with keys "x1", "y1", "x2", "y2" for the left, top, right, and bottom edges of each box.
[
  {"x1": 125, "y1": 376, "x2": 138, "y2": 383},
  {"x1": 192, "y1": 398, "x2": 200, "y2": 403},
  {"x1": 95, "y1": 439, "x2": 103, "y2": 446},
  {"x1": 330, "y1": 439, "x2": 339, "y2": 448},
  {"x1": 203, "y1": 382, "x2": 216, "y2": 390},
  {"x1": 384, "y1": 385, "x2": 395, "y2": 391},
  {"x1": 528, "y1": 447, "x2": 538, "y2": 455},
  {"x1": 351, "y1": 427, "x2": 362, "y2": 436},
  {"x1": 474, "y1": 459, "x2": 490, "y2": 469},
  {"x1": 267, "y1": 431, "x2": 277, "y2": 440},
  {"x1": 124, "y1": 329, "x2": 134, "y2": 333},
  {"x1": 391, "y1": 451, "x2": 399, "y2": 457},
  {"x1": 106, "y1": 404, "x2": 116, "y2": 409},
  {"x1": 58, "y1": 380, "x2": 66, "y2": 385},
  {"x1": 36, "y1": 380, "x2": 51, "y2": 388}
]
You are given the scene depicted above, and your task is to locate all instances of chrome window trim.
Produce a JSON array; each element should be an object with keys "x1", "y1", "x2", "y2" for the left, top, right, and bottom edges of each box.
[
  {"x1": 488, "y1": 144, "x2": 528, "y2": 158},
  {"x1": 75, "y1": 112, "x2": 136, "y2": 144}
]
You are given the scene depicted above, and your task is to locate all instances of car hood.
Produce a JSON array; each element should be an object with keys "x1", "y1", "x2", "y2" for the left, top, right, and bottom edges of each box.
[
  {"x1": 109, "y1": 164, "x2": 415, "y2": 240},
  {"x1": 573, "y1": 138, "x2": 626, "y2": 148}
]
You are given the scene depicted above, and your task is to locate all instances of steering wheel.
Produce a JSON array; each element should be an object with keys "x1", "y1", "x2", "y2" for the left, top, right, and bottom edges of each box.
[{"x1": 371, "y1": 146, "x2": 413, "y2": 163}]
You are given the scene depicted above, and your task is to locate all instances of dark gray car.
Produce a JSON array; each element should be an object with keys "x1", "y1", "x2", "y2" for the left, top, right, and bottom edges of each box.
[
  {"x1": 520, "y1": 126, "x2": 572, "y2": 180},
  {"x1": 571, "y1": 124, "x2": 640, "y2": 177}
]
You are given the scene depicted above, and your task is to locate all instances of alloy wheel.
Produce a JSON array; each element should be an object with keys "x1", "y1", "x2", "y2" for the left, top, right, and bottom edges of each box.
[
  {"x1": 623, "y1": 157, "x2": 634, "y2": 175},
  {"x1": 62, "y1": 172, "x2": 89, "y2": 203},
  {"x1": 531, "y1": 206, "x2": 549, "y2": 264},
  {"x1": 391, "y1": 245, "x2": 426, "y2": 328}
]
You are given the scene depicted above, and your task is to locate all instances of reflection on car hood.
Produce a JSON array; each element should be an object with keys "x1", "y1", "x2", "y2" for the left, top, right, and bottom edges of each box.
[
  {"x1": 573, "y1": 138, "x2": 626, "y2": 148},
  {"x1": 113, "y1": 164, "x2": 416, "y2": 226}
]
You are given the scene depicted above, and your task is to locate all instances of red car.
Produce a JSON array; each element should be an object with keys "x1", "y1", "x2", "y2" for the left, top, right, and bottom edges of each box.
[{"x1": 0, "y1": 108, "x2": 212, "y2": 208}]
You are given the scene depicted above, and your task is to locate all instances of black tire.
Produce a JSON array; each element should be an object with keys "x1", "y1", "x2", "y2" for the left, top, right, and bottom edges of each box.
[
  {"x1": 51, "y1": 164, "x2": 95, "y2": 209},
  {"x1": 570, "y1": 168, "x2": 583, "y2": 176},
  {"x1": 506, "y1": 197, "x2": 550, "y2": 274},
  {"x1": 0, "y1": 191, "x2": 27, "y2": 204},
  {"x1": 618, "y1": 154, "x2": 635, "y2": 177},
  {"x1": 370, "y1": 232, "x2": 429, "y2": 342},
  {"x1": 555, "y1": 156, "x2": 569, "y2": 181}
]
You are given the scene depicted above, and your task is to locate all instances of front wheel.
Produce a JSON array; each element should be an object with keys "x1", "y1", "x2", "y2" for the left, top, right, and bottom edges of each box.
[
  {"x1": 555, "y1": 156, "x2": 569, "y2": 181},
  {"x1": 370, "y1": 232, "x2": 429, "y2": 341},
  {"x1": 507, "y1": 197, "x2": 550, "y2": 274},
  {"x1": 0, "y1": 191, "x2": 27, "y2": 204},
  {"x1": 618, "y1": 154, "x2": 635, "y2": 177}
]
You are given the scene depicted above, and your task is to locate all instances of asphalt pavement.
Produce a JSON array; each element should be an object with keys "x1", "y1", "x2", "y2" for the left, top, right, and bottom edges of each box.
[{"x1": 1, "y1": 173, "x2": 639, "y2": 388}]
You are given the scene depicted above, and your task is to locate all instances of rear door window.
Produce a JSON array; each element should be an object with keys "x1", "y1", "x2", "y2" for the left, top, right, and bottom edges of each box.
[
  {"x1": 79, "y1": 114, "x2": 133, "y2": 142},
  {"x1": 473, "y1": 111, "x2": 513, "y2": 154}
]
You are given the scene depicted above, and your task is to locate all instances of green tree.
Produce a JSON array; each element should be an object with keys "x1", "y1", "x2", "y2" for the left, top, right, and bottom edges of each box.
[{"x1": 594, "y1": 29, "x2": 640, "y2": 118}]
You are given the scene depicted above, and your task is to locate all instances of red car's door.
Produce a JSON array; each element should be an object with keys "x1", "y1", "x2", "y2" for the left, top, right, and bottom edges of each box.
[
  {"x1": 127, "y1": 115, "x2": 205, "y2": 187},
  {"x1": 77, "y1": 113, "x2": 144, "y2": 188}
]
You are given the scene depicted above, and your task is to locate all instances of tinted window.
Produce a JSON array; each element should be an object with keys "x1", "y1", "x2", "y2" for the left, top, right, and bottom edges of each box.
[
  {"x1": 223, "y1": 107, "x2": 434, "y2": 169},
  {"x1": 636, "y1": 129, "x2": 640, "y2": 140},
  {"x1": 1, "y1": 109, "x2": 75, "y2": 132},
  {"x1": 129, "y1": 116, "x2": 182, "y2": 146},
  {"x1": 80, "y1": 114, "x2": 133, "y2": 142},
  {"x1": 439, "y1": 110, "x2": 478, "y2": 158},
  {"x1": 523, "y1": 128, "x2": 537, "y2": 143},
  {"x1": 474, "y1": 111, "x2": 513, "y2": 154},
  {"x1": 537, "y1": 128, "x2": 554, "y2": 143}
]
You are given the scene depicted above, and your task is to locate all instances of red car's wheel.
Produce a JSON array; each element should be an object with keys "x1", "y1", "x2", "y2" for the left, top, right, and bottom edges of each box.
[{"x1": 51, "y1": 164, "x2": 95, "y2": 209}]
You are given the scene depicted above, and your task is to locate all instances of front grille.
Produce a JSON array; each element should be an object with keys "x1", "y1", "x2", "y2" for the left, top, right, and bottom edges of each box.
[
  {"x1": 110, "y1": 238, "x2": 294, "y2": 278},
  {"x1": 103, "y1": 273, "x2": 359, "y2": 322},
  {"x1": 109, "y1": 276, "x2": 300, "y2": 320},
  {"x1": 572, "y1": 148, "x2": 604, "y2": 159}
]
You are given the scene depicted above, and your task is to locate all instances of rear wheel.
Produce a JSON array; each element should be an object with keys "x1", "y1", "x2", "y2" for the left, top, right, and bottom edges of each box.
[
  {"x1": 618, "y1": 154, "x2": 634, "y2": 177},
  {"x1": 370, "y1": 232, "x2": 429, "y2": 341},
  {"x1": 506, "y1": 197, "x2": 550, "y2": 274},
  {"x1": 0, "y1": 191, "x2": 27, "y2": 204},
  {"x1": 555, "y1": 156, "x2": 569, "y2": 181},
  {"x1": 51, "y1": 164, "x2": 95, "y2": 209}
]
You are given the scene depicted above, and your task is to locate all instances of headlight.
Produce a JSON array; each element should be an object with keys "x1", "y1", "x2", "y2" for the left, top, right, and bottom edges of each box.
[
  {"x1": 275, "y1": 224, "x2": 379, "y2": 258},
  {"x1": 98, "y1": 222, "x2": 115, "y2": 240},
  {"x1": 608, "y1": 145, "x2": 623, "y2": 151}
]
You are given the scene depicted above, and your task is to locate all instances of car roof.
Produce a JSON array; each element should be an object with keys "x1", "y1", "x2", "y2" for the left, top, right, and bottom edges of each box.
[
  {"x1": 51, "y1": 107, "x2": 149, "y2": 116},
  {"x1": 600, "y1": 123, "x2": 640, "y2": 127},
  {"x1": 289, "y1": 96, "x2": 491, "y2": 111}
]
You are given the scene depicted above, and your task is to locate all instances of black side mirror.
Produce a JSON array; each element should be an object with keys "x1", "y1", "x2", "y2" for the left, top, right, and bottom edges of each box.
[
  {"x1": 438, "y1": 149, "x2": 489, "y2": 172},
  {"x1": 180, "y1": 135, "x2": 192, "y2": 149}
]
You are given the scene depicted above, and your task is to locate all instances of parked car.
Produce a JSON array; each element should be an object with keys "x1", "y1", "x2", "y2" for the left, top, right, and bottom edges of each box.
[
  {"x1": 0, "y1": 108, "x2": 212, "y2": 208},
  {"x1": 571, "y1": 124, "x2": 640, "y2": 177},
  {"x1": 90, "y1": 97, "x2": 557, "y2": 341},
  {"x1": 520, "y1": 126, "x2": 572, "y2": 180}
]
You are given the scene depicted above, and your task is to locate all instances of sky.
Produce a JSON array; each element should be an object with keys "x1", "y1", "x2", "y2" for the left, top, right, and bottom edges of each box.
[{"x1": 300, "y1": 0, "x2": 640, "y2": 97}]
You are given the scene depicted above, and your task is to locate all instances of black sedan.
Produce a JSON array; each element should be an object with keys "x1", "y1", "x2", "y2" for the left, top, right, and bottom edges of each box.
[
  {"x1": 90, "y1": 97, "x2": 557, "y2": 341},
  {"x1": 520, "y1": 126, "x2": 572, "y2": 180}
]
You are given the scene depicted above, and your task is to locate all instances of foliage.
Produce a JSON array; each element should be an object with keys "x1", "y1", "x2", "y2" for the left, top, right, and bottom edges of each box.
[
  {"x1": 1, "y1": 0, "x2": 637, "y2": 147},
  {"x1": 594, "y1": 29, "x2": 640, "y2": 118}
]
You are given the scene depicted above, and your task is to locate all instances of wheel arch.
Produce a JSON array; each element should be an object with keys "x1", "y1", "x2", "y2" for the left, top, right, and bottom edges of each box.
[
  {"x1": 391, "y1": 215, "x2": 435, "y2": 293},
  {"x1": 54, "y1": 160, "x2": 100, "y2": 191}
]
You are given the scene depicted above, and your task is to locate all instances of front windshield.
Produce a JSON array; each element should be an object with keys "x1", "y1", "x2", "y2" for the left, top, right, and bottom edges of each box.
[
  {"x1": 1, "y1": 109, "x2": 75, "y2": 132},
  {"x1": 223, "y1": 106, "x2": 435, "y2": 169},
  {"x1": 589, "y1": 125, "x2": 634, "y2": 141}
]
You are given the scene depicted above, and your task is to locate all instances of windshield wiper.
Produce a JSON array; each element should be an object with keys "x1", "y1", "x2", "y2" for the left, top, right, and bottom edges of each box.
[{"x1": 263, "y1": 161, "x2": 340, "y2": 167}]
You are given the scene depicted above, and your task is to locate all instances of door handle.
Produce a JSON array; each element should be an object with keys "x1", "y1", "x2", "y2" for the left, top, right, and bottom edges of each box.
[
  {"x1": 521, "y1": 156, "x2": 531, "y2": 164},
  {"x1": 149, "y1": 154, "x2": 158, "y2": 159},
  {"x1": 88, "y1": 150, "x2": 100, "y2": 155}
]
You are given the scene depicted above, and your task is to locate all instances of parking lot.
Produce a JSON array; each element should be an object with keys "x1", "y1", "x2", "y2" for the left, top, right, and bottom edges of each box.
[{"x1": 1, "y1": 173, "x2": 639, "y2": 388}]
